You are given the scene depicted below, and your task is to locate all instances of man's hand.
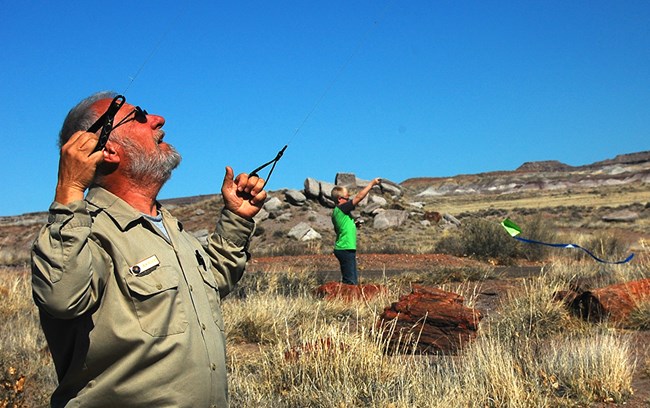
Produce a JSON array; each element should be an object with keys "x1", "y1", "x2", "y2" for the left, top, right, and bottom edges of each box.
[
  {"x1": 221, "y1": 166, "x2": 267, "y2": 219},
  {"x1": 54, "y1": 131, "x2": 104, "y2": 205}
]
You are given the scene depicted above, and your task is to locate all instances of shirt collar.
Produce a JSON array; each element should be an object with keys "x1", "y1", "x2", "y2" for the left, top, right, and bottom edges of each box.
[{"x1": 86, "y1": 186, "x2": 164, "y2": 231}]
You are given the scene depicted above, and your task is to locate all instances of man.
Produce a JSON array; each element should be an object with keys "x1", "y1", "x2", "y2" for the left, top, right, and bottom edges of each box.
[
  {"x1": 330, "y1": 178, "x2": 381, "y2": 285},
  {"x1": 31, "y1": 91, "x2": 266, "y2": 407}
]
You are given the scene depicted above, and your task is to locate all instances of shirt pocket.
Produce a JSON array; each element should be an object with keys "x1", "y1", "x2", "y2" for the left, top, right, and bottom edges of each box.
[
  {"x1": 125, "y1": 266, "x2": 189, "y2": 337},
  {"x1": 198, "y1": 266, "x2": 225, "y2": 331}
]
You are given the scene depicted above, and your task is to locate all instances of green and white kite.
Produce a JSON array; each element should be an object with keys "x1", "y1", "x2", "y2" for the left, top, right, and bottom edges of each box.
[{"x1": 500, "y1": 218, "x2": 634, "y2": 264}]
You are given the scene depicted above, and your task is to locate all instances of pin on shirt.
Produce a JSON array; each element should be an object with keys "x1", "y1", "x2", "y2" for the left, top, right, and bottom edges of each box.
[{"x1": 129, "y1": 255, "x2": 160, "y2": 276}]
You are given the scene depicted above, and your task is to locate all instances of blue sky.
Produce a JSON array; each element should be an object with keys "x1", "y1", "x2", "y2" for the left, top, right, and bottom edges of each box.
[{"x1": 1, "y1": 1, "x2": 648, "y2": 216}]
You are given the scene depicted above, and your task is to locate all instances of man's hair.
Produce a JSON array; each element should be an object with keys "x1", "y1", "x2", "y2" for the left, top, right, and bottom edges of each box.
[
  {"x1": 331, "y1": 186, "x2": 348, "y2": 200},
  {"x1": 59, "y1": 91, "x2": 117, "y2": 148}
]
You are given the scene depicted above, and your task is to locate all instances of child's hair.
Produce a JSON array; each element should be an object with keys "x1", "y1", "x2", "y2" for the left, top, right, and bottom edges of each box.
[{"x1": 331, "y1": 186, "x2": 348, "y2": 200}]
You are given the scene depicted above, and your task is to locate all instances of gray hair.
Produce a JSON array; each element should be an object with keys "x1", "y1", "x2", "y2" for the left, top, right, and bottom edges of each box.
[{"x1": 59, "y1": 91, "x2": 117, "y2": 148}]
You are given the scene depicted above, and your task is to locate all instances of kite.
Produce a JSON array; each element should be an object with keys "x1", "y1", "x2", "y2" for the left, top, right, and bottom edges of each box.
[{"x1": 500, "y1": 218, "x2": 634, "y2": 264}]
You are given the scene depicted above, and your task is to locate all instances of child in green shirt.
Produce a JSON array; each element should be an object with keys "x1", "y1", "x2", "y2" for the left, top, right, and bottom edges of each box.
[{"x1": 330, "y1": 178, "x2": 381, "y2": 284}]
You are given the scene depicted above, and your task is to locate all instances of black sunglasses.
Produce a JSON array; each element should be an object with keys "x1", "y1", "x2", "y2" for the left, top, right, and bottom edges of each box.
[
  {"x1": 112, "y1": 106, "x2": 148, "y2": 130},
  {"x1": 88, "y1": 95, "x2": 149, "y2": 154}
]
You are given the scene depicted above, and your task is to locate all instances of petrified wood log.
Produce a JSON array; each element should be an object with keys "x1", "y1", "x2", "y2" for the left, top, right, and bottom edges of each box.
[
  {"x1": 569, "y1": 278, "x2": 650, "y2": 324},
  {"x1": 314, "y1": 282, "x2": 387, "y2": 301},
  {"x1": 379, "y1": 285, "x2": 482, "y2": 354}
]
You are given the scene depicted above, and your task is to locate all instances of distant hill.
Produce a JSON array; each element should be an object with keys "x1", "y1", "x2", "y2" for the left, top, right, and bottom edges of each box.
[{"x1": 2, "y1": 150, "x2": 649, "y2": 266}]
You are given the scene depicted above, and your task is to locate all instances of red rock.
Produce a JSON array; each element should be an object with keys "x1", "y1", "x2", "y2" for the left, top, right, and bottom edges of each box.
[
  {"x1": 423, "y1": 211, "x2": 442, "y2": 223},
  {"x1": 570, "y1": 278, "x2": 650, "y2": 324},
  {"x1": 314, "y1": 282, "x2": 387, "y2": 301},
  {"x1": 379, "y1": 285, "x2": 482, "y2": 354}
]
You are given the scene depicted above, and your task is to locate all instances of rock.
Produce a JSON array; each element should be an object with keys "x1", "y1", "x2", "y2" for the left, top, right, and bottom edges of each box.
[
  {"x1": 567, "y1": 278, "x2": 650, "y2": 324},
  {"x1": 320, "y1": 181, "x2": 337, "y2": 201},
  {"x1": 369, "y1": 195, "x2": 388, "y2": 206},
  {"x1": 602, "y1": 210, "x2": 639, "y2": 222},
  {"x1": 263, "y1": 196, "x2": 284, "y2": 212},
  {"x1": 408, "y1": 202, "x2": 425, "y2": 209},
  {"x1": 285, "y1": 189, "x2": 307, "y2": 206},
  {"x1": 273, "y1": 212, "x2": 292, "y2": 222},
  {"x1": 423, "y1": 211, "x2": 442, "y2": 223},
  {"x1": 301, "y1": 229, "x2": 322, "y2": 241},
  {"x1": 379, "y1": 179, "x2": 403, "y2": 197},
  {"x1": 317, "y1": 181, "x2": 337, "y2": 208},
  {"x1": 287, "y1": 222, "x2": 321, "y2": 241},
  {"x1": 442, "y1": 213, "x2": 461, "y2": 227},
  {"x1": 373, "y1": 210, "x2": 408, "y2": 230},
  {"x1": 303, "y1": 177, "x2": 321, "y2": 199},
  {"x1": 335, "y1": 173, "x2": 357, "y2": 187},
  {"x1": 379, "y1": 285, "x2": 482, "y2": 354},
  {"x1": 360, "y1": 203, "x2": 383, "y2": 216},
  {"x1": 314, "y1": 282, "x2": 387, "y2": 301}
]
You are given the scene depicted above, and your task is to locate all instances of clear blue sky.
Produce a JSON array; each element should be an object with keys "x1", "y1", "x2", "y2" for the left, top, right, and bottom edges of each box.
[{"x1": 1, "y1": 1, "x2": 648, "y2": 216}]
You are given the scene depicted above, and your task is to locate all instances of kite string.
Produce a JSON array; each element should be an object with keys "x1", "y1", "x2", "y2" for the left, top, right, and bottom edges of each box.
[
  {"x1": 121, "y1": 1, "x2": 190, "y2": 95},
  {"x1": 286, "y1": 2, "x2": 393, "y2": 146},
  {"x1": 250, "y1": 2, "x2": 393, "y2": 184}
]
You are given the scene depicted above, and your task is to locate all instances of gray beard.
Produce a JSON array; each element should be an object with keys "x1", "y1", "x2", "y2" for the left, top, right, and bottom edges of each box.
[{"x1": 120, "y1": 137, "x2": 182, "y2": 186}]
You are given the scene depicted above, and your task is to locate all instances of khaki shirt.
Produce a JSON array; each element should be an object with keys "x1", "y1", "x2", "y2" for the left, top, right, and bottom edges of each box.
[{"x1": 31, "y1": 187, "x2": 254, "y2": 408}]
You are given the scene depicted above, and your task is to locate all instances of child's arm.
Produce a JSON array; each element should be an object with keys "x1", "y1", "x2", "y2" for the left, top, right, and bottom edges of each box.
[{"x1": 351, "y1": 178, "x2": 381, "y2": 206}]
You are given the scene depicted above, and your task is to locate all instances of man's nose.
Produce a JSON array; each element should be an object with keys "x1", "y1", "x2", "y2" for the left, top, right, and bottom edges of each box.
[{"x1": 148, "y1": 114, "x2": 165, "y2": 129}]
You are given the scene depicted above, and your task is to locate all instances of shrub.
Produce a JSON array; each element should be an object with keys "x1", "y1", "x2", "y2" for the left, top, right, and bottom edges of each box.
[{"x1": 573, "y1": 231, "x2": 632, "y2": 264}]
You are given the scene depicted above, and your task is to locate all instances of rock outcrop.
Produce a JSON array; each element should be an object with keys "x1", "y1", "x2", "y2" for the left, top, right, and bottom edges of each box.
[{"x1": 379, "y1": 285, "x2": 482, "y2": 354}]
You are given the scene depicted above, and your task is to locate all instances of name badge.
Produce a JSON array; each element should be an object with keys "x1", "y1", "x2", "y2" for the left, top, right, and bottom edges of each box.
[{"x1": 129, "y1": 255, "x2": 160, "y2": 276}]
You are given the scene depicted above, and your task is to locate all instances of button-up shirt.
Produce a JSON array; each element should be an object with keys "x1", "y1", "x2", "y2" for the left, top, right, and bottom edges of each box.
[{"x1": 31, "y1": 186, "x2": 254, "y2": 407}]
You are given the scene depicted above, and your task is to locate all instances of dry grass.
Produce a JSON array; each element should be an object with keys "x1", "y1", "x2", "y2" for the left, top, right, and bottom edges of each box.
[
  {"x1": 0, "y1": 268, "x2": 56, "y2": 407},
  {"x1": 2, "y1": 255, "x2": 647, "y2": 407}
]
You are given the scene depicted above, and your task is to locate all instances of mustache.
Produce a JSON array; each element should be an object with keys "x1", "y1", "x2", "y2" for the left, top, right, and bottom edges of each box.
[{"x1": 155, "y1": 130, "x2": 166, "y2": 144}]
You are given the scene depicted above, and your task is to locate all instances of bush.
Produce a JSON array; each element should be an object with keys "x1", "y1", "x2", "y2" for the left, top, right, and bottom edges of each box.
[
  {"x1": 573, "y1": 231, "x2": 632, "y2": 263},
  {"x1": 435, "y1": 214, "x2": 558, "y2": 263}
]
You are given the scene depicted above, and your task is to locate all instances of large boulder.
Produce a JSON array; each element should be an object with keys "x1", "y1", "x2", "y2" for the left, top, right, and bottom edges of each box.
[
  {"x1": 287, "y1": 222, "x2": 321, "y2": 241},
  {"x1": 602, "y1": 210, "x2": 639, "y2": 222},
  {"x1": 303, "y1": 177, "x2": 321, "y2": 199},
  {"x1": 565, "y1": 278, "x2": 650, "y2": 324},
  {"x1": 318, "y1": 181, "x2": 337, "y2": 208},
  {"x1": 379, "y1": 179, "x2": 403, "y2": 197},
  {"x1": 379, "y1": 286, "x2": 482, "y2": 354},
  {"x1": 373, "y1": 209, "x2": 408, "y2": 230},
  {"x1": 263, "y1": 196, "x2": 284, "y2": 212},
  {"x1": 335, "y1": 173, "x2": 357, "y2": 187},
  {"x1": 285, "y1": 189, "x2": 307, "y2": 206}
]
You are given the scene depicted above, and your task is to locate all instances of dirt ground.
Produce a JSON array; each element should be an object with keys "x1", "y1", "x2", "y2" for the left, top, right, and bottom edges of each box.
[{"x1": 248, "y1": 253, "x2": 650, "y2": 407}]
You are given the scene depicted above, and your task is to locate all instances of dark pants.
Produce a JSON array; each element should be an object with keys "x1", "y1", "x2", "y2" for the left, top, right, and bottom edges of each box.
[{"x1": 334, "y1": 249, "x2": 358, "y2": 285}]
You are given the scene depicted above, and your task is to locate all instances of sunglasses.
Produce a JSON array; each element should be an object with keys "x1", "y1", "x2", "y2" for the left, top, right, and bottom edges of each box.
[{"x1": 112, "y1": 106, "x2": 148, "y2": 130}]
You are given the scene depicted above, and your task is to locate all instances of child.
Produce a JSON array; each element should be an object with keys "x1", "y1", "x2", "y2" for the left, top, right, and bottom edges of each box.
[{"x1": 330, "y1": 178, "x2": 381, "y2": 284}]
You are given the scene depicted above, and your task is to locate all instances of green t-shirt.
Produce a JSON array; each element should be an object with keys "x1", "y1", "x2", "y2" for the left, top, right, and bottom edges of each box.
[{"x1": 332, "y1": 201, "x2": 356, "y2": 250}]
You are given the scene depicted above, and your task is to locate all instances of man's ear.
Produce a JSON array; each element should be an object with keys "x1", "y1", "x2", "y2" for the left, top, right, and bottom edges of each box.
[{"x1": 102, "y1": 140, "x2": 121, "y2": 164}]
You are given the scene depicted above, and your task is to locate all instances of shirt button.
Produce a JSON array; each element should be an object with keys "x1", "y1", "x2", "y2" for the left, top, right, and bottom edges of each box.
[
  {"x1": 189, "y1": 284, "x2": 193, "y2": 291},
  {"x1": 202, "y1": 323, "x2": 206, "y2": 330},
  {"x1": 156, "y1": 283, "x2": 162, "y2": 290},
  {"x1": 211, "y1": 363, "x2": 216, "y2": 371}
]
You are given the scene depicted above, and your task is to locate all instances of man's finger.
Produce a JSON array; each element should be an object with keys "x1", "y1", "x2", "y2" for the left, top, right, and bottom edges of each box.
[{"x1": 223, "y1": 166, "x2": 235, "y2": 186}]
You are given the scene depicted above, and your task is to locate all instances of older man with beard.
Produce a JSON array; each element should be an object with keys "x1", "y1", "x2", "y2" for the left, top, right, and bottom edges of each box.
[{"x1": 31, "y1": 91, "x2": 266, "y2": 408}]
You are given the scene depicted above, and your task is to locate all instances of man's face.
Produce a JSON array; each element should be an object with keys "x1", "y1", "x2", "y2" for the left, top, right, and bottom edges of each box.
[{"x1": 93, "y1": 99, "x2": 181, "y2": 185}]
